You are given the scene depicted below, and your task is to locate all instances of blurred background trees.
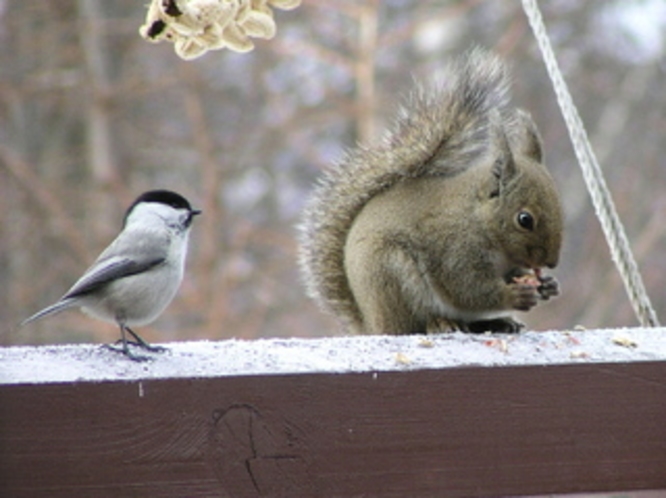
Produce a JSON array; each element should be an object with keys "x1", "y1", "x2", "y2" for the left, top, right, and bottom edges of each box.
[{"x1": 2, "y1": 0, "x2": 665, "y2": 346}]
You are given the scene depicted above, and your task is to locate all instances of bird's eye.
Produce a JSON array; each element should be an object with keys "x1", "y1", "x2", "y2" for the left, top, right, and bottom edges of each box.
[{"x1": 517, "y1": 211, "x2": 534, "y2": 231}]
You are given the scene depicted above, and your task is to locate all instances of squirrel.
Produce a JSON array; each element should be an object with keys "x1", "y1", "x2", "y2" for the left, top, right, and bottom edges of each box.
[{"x1": 298, "y1": 48, "x2": 563, "y2": 335}]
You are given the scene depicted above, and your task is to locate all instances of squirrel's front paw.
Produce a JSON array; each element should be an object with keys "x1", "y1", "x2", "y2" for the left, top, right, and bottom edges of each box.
[
  {"x1": 509, "y1": 283, "x2": 539, "y2": 311},
  {"x1": 537, "y1": 274, "x2": 559, "y2": 300}
]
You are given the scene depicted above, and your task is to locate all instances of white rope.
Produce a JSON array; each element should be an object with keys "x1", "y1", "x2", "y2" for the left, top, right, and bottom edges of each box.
[{"x1": 521, "y1": 0, "x2": 660, "y2": 327}]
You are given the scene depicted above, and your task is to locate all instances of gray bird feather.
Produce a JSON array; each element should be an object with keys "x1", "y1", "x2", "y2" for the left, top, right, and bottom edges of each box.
[{"x1": 21, "y1": 227, "x2": 170, "y2": 326}]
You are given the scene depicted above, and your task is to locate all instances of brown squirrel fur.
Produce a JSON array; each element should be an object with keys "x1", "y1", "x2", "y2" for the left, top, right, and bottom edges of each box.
[{"x1": 298, "y1": 48, "x2": 563, "y2": 334}]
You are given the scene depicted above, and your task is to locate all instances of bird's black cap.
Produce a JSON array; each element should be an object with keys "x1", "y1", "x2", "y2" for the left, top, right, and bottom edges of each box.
[{"x1": 124, "y1": 190, "x2": 201, "y2": 225}]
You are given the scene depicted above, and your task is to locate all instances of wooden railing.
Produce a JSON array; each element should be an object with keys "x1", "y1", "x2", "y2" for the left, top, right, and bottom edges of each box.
[{"x1": 1, "y1": 328, "x2": 665, "y2": 497}]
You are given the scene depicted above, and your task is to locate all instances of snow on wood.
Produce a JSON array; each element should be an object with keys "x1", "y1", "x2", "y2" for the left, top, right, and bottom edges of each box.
[{"x1": 1, "y1": 327, "x2": 664, "y2": 384}]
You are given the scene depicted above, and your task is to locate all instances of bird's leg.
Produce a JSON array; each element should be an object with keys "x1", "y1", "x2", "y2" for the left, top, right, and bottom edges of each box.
[
  {"x1": 103, "y1": 324, "x2": 152, "y2": 361},
  {"x1": 124, "y1": 327, "x2": 167, "y2": 353}
]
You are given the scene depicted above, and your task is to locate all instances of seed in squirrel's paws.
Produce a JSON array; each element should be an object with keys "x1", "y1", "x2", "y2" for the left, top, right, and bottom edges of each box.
[{"x1": 513, "y1": 273, "x2": 540, "y2": 287}]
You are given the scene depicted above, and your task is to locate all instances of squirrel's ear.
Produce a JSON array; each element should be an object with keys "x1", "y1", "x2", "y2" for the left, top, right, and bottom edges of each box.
[
  {"x1": 490, "y1": 110, "x2": 517, "y2": 185},
  {"x1": 512, "y1": 110, "x2": 543, "y2": 163}
]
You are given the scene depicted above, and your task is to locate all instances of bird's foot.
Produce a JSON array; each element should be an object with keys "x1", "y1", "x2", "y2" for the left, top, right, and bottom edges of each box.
[
  {"x1": 124, "y1": 327, "x2": 168, "y2": 353},
  {"x1": 102, "y1": 343, "x2": 153, "y2": 362}
]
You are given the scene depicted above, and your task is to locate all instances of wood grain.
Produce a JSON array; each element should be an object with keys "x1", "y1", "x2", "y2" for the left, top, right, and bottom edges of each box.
[{"x1": 2, "y1": 360, "x2": 666, "y2": 497}]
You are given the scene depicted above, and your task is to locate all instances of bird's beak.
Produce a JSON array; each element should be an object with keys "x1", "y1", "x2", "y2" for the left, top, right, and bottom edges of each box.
[{"x1": 191, "y1": 209, "x2": 202, "y2": 216}]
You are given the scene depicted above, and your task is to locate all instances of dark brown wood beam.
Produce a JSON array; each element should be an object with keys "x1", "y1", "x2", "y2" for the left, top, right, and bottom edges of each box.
[{"x1": 1, "y1": 330, "x2": 665, "y2": 497}]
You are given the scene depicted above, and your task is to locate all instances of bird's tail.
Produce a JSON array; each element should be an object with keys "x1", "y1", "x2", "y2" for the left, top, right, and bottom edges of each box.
[{"x1": 20, "y1": 298, "x2": 77, "y2": 327}]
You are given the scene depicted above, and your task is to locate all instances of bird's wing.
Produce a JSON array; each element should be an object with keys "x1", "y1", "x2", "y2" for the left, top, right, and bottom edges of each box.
[
  {"x1": 20, "y1": 229, "x2": 170, "y2": 327},
  {"x1": 63, "y1": 229, "x2": 170, "y2": 299},
  {"x1": 63, "y1": 256, "x2": 165, "y2": 299}
]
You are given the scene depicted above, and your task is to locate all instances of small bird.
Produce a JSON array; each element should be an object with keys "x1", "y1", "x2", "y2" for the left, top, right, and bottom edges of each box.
[{"x1": 21, "y1": 189, "x2": 201, "y2": 361}]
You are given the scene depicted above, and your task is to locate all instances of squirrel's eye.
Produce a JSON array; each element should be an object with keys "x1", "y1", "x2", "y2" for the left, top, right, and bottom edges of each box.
[{"x1": 517, "y1": 211, "x2": 534, "y2": 230}]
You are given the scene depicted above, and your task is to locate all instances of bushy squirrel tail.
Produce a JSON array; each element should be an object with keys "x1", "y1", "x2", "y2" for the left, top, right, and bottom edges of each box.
[{"x1": 298, "y1": 48, "x2": 512, "y2": 331}]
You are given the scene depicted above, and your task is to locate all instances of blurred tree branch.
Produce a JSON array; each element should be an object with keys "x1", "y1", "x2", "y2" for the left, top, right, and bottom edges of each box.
[{"x1": 0, "y1": 144, "x2": 90, "y2": 262}]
